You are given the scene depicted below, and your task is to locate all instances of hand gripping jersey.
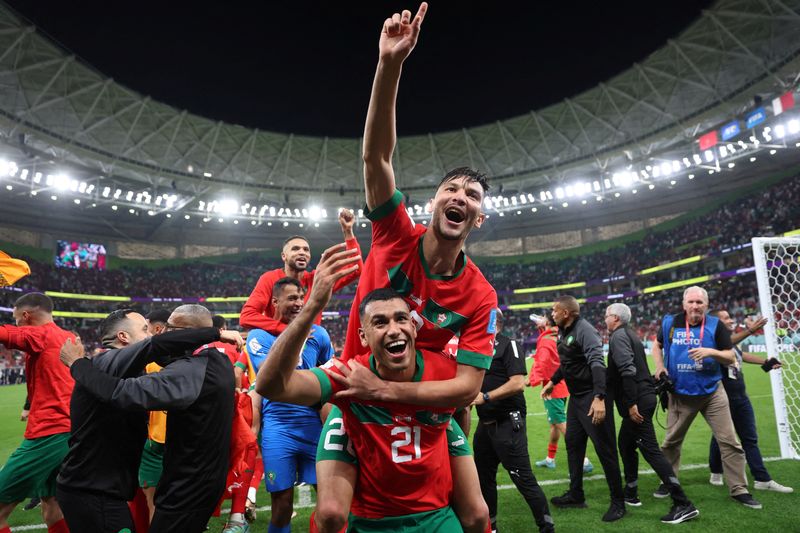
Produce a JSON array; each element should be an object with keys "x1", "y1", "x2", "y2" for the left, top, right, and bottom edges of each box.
[
  {"x1": 341, "y1": 190, "x2": 497, "y2": 369},
  {"x1": 310, "y1": 350, "x2": 457, "y2": 520}
]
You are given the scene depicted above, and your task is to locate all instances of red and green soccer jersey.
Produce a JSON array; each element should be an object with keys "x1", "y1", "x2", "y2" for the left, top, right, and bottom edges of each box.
[
  {"x1": 310, "y1": 350, "x2": 457, "y2": 520},
  {"x1": 0, "y1": 322, "x2": 75, "y2": 439},
  {"x1": 341, "y1": 190, "x2": 498, "y2": 369}
]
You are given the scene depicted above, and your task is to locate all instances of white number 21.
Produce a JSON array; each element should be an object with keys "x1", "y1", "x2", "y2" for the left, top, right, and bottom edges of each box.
[{"x1": 391, "y1": 426, "x2": 421, "y2": 463}]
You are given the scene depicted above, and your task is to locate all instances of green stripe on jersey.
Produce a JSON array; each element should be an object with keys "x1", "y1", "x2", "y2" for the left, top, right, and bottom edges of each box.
[
  {"x1": 421, "y1": 298, "x2": 468, "y2": 334},
  {"x1": 349, "y1": 403, "x2": 394, "y2": 425},
  {"x1": 387, "y1": 264, "x2": 414, "y2": 296},
  {"x1": 414, "y1": 410, "x2": 452, "y2": 426},
  {"x1": 365, "y1": 189, "x2": 404, "y2": 221},
  {"x1": 310, "y1": 367, "x2": 333, "y2": 403},
  {"x1": 456, "y1": 349, "x2": 492, "y2": 370}
]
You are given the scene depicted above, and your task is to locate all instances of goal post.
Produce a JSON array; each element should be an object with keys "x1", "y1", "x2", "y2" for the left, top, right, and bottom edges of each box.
[{"x1": 752, "y1": 237, "x2": 800, "y2": 460}]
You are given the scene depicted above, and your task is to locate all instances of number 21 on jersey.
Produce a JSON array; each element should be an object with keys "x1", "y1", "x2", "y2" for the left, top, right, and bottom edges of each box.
[{"x1": 391, "y1": 426, "x2": 421, "y2": 463}]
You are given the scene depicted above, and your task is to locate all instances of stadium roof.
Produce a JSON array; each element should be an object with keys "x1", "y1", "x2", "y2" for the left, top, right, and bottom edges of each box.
[{"x1": 1, "y1": 0, "x2": 800, "y2": 248}]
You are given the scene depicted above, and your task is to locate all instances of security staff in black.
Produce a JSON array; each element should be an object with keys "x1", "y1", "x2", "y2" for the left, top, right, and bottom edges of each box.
[
  {"x1": 542, "y1": 295, "x2": 625, "y2": 522},
  {"x1": 64, "y1": 305, "x2": 236, "y2": 533},
  {"x1": 56, "y1": 309, "x2": 236, "y2": 533},
  {"x1": 604, "y1": 303, "x2": 699, "y2": 525},
  {"x1": 473, "y1": 309, "x2": 553, "y2": 533}
]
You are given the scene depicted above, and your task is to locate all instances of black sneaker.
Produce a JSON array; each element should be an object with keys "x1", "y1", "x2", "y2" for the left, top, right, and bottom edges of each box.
[
  {"x1": 602, "y1": 502, "x2": 626, "y2": 522},
  {"x1": 550, "y1": 491, "x2": 587, "y2": 508},
  {"x1": 732, "y1": 493, "x2": 762, "y2": 509},
  {"x1": 653, "y1": 484, "x2": 670, "y2": 499},
  {"x1": 661, "y1": 503, "x2": 700, "y2": 524},
  {"x1": 624, "y1": 487, "x2": 641, "y2": 507},
  {"x1": 23, "y1": 497, "x2": 41, "y2": 511}
]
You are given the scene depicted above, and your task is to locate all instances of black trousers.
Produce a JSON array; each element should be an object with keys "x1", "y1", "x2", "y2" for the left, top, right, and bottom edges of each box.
[
  {"x1": 617, "y1": 395, "x2": 689, "y2": 506},
  {"x1": 150, "y1": 506, "x2": 216, "y2": 533},
  {"x1": 56, "y1": 483, "x2": 136, "y2": 533},
  {"x1": 474, "y1": 416, "x2": 554, "y2": 533},
  {"x1": 565, "y1": 392, "x2": 624, "y2": 503}
]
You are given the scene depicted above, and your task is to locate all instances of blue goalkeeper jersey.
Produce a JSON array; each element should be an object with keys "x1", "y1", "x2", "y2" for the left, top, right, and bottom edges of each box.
[{"x1": 246, "y1": 325, "x2": 333, "y2": 427}]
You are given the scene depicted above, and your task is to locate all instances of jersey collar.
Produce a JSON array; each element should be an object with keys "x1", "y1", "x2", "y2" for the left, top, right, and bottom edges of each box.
[
  {"x1": 417, "y1": 235, "x2": 468, "y2": 281},
  {"x1": 368, "y1": 350, "x2": 425, "y2": 382}
]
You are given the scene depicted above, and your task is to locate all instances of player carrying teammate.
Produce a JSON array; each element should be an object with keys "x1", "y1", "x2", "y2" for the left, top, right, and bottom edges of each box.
[
  {"x1": 315, "y1": 4, "x2": 497, "y2": 531},
  {"x1": 0, "y1": 293, "x2": 73, "y2": 533}
]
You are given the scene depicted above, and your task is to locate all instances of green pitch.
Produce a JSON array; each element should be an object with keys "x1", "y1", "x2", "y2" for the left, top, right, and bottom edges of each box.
[{"x1": 2, "y1": 363, "x2": 798, "y2": 532}]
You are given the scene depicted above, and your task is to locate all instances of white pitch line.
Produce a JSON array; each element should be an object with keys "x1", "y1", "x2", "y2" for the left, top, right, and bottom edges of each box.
[{"x1": 9, "y1": 457, "x2": 785, "y2": 531}]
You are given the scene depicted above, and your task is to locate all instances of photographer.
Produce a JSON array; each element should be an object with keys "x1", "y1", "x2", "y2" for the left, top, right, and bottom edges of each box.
[
  {"x1": 605, "y1": 303, "x2": 698, "y2": 524},
  {"x1": 472, "y1": 309, "x2": 553, "y2": 533},
  {"x1": 652, "y1": 286, "x2": 759, "y2": 509}
]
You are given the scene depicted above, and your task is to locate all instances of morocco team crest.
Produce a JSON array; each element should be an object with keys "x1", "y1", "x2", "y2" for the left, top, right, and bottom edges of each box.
[{"x1": 437, "y1": 312, "x2": 447, "y2": 326}]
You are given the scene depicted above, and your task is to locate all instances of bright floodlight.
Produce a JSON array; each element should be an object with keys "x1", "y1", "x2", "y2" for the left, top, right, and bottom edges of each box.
[
  {"x1": 789, "y1": 119, "x2": 800, "y2": 134},
  {"x1": 704, "y1": 150, "x2": 714, "y2": 162},
  {"x1": 775, "y1": 124, "x2": 786, "y2": 138},
  {"x1": 308, "y1": 206, "x2": 322, "y2": 220},
  {"x1": 219, "y1": 199, "x2": 238, "y2": 216}
]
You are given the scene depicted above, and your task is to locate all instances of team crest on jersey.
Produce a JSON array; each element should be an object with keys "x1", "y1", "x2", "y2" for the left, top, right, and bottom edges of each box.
[
  {"x1": 565, "y1": 335, "x2": 574, "y2": 346},
  {"x1": 266, "y1": 471, "x2": 277, "y2": 484},
  {"x1": 437, "y1": 312, "x2": 447, "y2": 326},
  {"x1": 248, "y1": 338, "x2": 262, "y2": 354}
]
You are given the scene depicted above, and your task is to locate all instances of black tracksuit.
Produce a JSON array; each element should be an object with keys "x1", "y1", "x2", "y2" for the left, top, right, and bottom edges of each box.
[
  {"x1": 607, "y1": 326, "x2": 689, "y2": 505},
  {"x1": 475, "y1": 333, "x2": 553, "y2": 533},
  {"x1": 67, "y1": 332, "x2": 235, "y2": 533},
  {"x1": 550, "y1": 316, "x2": 624, "y2": 504},
  {"x1": 56, "y1": 328, "x2": 222, "y2": 533}
]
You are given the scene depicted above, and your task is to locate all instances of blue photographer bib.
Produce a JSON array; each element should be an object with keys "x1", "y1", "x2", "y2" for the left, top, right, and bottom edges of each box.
[{"x1": 662, "y1": 313, "x2": 722, "y2": 396}]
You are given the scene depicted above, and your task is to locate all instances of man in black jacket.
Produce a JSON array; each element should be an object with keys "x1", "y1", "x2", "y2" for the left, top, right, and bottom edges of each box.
[
  {"x1": 59, "y1": 304, "x2": 241, "y2": 533},
  {"x1": 541, "y1": 295, "x2": 625, "y2": 522},
  {"x1": 471, "y1": 309, "x2": 553, "y2": 533},
  {"x1": 604, "y1": 303, "x2": 699, "y2": 524}
]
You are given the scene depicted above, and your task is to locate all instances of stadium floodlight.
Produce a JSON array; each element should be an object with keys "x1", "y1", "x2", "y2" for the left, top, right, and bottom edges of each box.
[
  {"x1": 688, "y1": 174, "x2": 695, "y2": 179},
  {"x1": 775, "y1": 124, "x2": 786, "y2": 138},
  {"x1": 565, "y1": 185, "x2": 574, "y2": 197},
  {"x1": 219, "y1": 199, "x2": 238, "y2": 216},
  {"x1": 135, "y1": 193, "x2": 143, "y2": 203},
  {"x1": 682, "y1": 157, "x2": 691, "y2": 167},
  {"x1": 661, "y1": 162, "x2": 672, "y2": 176},
  {"x1": 69, "y1": 180, "x2": 78, "y2": 192},
  {"x1": 581, "y1": 199, "x2": 587, "y2": 204},
  {"x1": 78, "y1": 182, "x2": 87, "y2": 194},
  {"x1": 561, "y1": 202, "x2": 568, "y2": 208},
  {"x1": 6, "y1": 185, "x2": 11, "y2": 191},
  {"x1": 670, "y1": 180, "x2": 677, "y2": 185},
  {"x1": 302, "y1": 208, "x2": 309, "y2": 218},
  {"x1": 750, "y1": 157, "x2": 757, "y2": 162},
  {"x1": 631, "y1": 189, "x2": 637, "y2": 194},
  {"x1": 283, "y1": 221, "x2": 289, "y2": 227},
  {"x1": 648, "y1": 184, "x2": 655, "y2": 190},
  {"x1": 516, "y1": 210, "x2": 521, "y2": 215},
  {"x1": 147, "y1": 210, "x2": 155, "y2": 216},
  {"x1": 519, "y1": 194, "x2": 526, "y2": 204},
  {"x1": 233, "y1": 220, "x2": 239, "y2": 225},
  {"x1": 129, "y1": 208, "x2": 135, "y2": 214},
  {"x1": 502, "y1": 197, "x2": 509, "y2": 206},
  {"x1": 693, "y1": 154, "x2": 702, "y2": 165},
  {"x1": 539, "y1": 191, "x2": 547, "y2": 201},
  {"x1": 166, "y1": 214, "x2": 171, "y2": 218},
  {"x1": 531, "y1": 207, "x2": 537, "y2": 212},
  {"x1": 671, "y1": 161, "x2": 681, "y2": 173},
  {"x1": 19, "y1": 169, "x2": 28, "y2": 180},
  {"x1": 185, "y1": 214, "x2": 191, "y2": 220},
  {"x1": 33, "y1": 172, "x2": 42, "y2": 184},
  {"x1": 727, "y1": 143, "x2": 736, "y2": 153},
  {"x1": 614, "y1": 192, "x2": 620, "y2": 198},
  {"x1": 45, "y1": 174, "x2": 54, "y2": 186},
  {"x1": 30, "y1": 191, "x2": 37, "y2": 196},
  {"x1": 111, "y1": 205, "x2": 118, "y2": 210},
  {"x1": 789, "y1": 119, "x2": 800, "y2": 134},
  {"x1": 308, "y1": 205, "x2": 322, "y2": 220},
  {"x1": 0, "y1": 159, "x2": 8, "y2": 176},
  {"x1": 86, "y1": 184, "x2": 94, "y2": 194},
  {"x1": 704, "y1": 150, "x2": 714, "y2": 162},
  {"x1": 652, "y1": 166, "x2": 661, "y2": 178},
  {"x1": 251, "y1": 220, "x2": 257, "y2": 225},
  {"x1": 593, "y1": 180, "x2": 601, "y2": 191},
  {"x1": 511, "y1": 196, "x2": 517, "y2": 206},
  {"x1": 165, "y1": 195, "x2": 177, "y2": 209},
  {"x1": 720, "y1": 146, "x2": 728, "y2": 157},
  {"x1": 483, "y1": 198, "x2": 492, "y2": 209},
  {"x1": 218, "y1": 217, "x2": 224, "y2": 223},
  {"x1": 51, "y1": 195, "x2": 57, "y2": 200},
  {"x1": 203, "y1": 172, "x2": 212, "y2": 178},
  {"x1": 595, "y1": 196, "x2": 602, "y2": 201},
  {"x1": 770, "y1": 149, "x2": 778, "y2": 155},
  {"x1": 728, "y1": 162, "x2": 735, "y2": 169},
  {"x1": 250, "y1": 206, "x2": 257, "y2": 216}
]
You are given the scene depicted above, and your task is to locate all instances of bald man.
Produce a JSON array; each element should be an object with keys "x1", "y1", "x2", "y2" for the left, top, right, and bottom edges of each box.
[{"x1": 60, "y1": 304, "x2": 242, "y2": 533}]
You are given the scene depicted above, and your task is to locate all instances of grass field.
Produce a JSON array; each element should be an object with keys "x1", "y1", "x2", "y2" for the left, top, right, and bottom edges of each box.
[{"x1": 2, "y1": 360, "x2": 798, "y2": 532}]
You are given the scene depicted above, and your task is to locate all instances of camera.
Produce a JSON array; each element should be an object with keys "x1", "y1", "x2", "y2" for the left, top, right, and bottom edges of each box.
[{"x1": 653, "y1": 373, "x2": 674, "y2": 411}]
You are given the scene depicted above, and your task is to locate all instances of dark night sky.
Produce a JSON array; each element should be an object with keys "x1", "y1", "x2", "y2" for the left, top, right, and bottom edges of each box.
[{"x1": 6, "y1": 1, "x2": 713, "y2": 137}]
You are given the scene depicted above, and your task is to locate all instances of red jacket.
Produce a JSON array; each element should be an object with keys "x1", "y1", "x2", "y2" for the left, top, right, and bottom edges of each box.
[
  {"x1": 239, "y1": 237, "x2": 362, "y2": 333},
  {"x1": 529, "y1": 327, "x2": 569, "y2": 398}
]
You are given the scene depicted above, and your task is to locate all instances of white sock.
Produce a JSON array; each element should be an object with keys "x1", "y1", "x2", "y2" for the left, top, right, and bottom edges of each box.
[
  {"x1": 248, "y1": 486, "x2": 257, "y2": 502},
  {"x1": 230, "y1": 512, "x2": 244, "y2": 522}
]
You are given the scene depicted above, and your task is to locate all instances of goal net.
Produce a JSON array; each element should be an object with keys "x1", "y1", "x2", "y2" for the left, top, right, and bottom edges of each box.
[{"x1": 752, "y1": 237, "x2": 800, "y2": 460}]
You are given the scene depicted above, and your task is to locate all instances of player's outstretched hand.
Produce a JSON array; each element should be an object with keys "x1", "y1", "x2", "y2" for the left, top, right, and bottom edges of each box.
[
  {"x1": 219, "y1": 330, "x2": 245, "y2": 352},
  {"x1": 379, "y1": 3, "x2": 428, "y2": 66},
  {"x1": 60, "y1": 336, "x2": 85, "y2": 368},
  {"x1": 329, "y1": 359, "x2": 389, "y2": 401},
  {"x1": 745, "y1": 315, "x2": 768, "y2": 333},
  {"x1": 308, "y1": 244, "x2": 360, "y2": 312}
]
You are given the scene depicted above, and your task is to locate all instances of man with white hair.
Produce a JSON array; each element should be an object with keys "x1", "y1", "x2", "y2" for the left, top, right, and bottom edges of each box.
[
  {"x1": 652, "y1": 287, "x2": 759, "y2": 509},
  {"x1": 605, "y1": 303, "x2": 698, "y2": 524}
]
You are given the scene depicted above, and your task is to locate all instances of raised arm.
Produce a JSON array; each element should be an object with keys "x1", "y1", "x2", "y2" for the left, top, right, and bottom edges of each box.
[
  {"x1": 332, "y1": 209, "x2": 363, "y2": 291},
  {"x1": 255, "y1": 244, "x2": 360, "y2": 405},
  {"x1": 363, "y1": 3, "x2": 427, "y2": 210}
]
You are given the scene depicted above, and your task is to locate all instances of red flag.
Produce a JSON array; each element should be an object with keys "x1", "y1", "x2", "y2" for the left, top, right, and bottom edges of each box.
[{"x1": 699, "y1": 130, "x2": 718, "y2": 151}]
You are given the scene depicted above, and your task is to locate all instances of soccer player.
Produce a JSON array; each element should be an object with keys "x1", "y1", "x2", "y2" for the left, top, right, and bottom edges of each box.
[
  {"x1": 0, "y1": 293, "x2": 74, "y2": 533},
  {"x1": 247, "y1": 277, "x2": 334, "y2": 533},
  {"x1": 256, "y1": 245, "x2": 465, "y2": 531},
  {"x1": 55, "y1": 309, "x2": 243, "y2": 532},
  {"x1": 318, "y1": 4, "x2": 495, "y2": 531},
  {"x1": 213, "y1": 314, "x2": 249, "y2": 389},
  {"x1": 239, "y1": 209, "x2": 362, "y2": 332}
]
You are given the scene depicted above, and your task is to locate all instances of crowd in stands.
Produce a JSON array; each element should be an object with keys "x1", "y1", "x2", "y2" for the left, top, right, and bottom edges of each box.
[{"x1": 0, "y1": 174, "x2": 798, "y2": 374}]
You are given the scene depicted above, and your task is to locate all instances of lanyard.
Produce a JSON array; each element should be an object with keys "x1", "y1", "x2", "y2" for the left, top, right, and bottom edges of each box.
[{"x1": 686, "y1": 314, "x2": 705, "y2": 346}]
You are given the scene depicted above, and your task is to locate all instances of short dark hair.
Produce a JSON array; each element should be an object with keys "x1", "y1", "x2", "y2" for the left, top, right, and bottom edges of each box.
[
  {"x1": 437, "y1": 167, "x2": 490, "y2": 195},
  {"x1": 146, "y1": 308, "x2": 171, "y2": 324},
  {"x1": 358, "y1": 288, "x2": 408, "y2": 319},
  {"x1": 14, "y1": 292, "x2": 53, "y2": 313},
  {"x1": 99, "y1": 308, "x2": 136, "y2": 348},
  {"x1": 544, "y1": 310, "x2": 556, "y2": 327},
  {"x1": 709, "y1": 309, "x2": 726, "y2": 318},
  {"x1": 273, "y1": 277, "x2": 303, "y2": 298},
  {"x1": 283, "y1": 235, "x2": 309, "y2": 247},
  {"x1": 212, "y1": 315, "x2": 227, "y2": 329},
  {"x1": 555, "y1": 295, "x2": 580, "y2": 317}
]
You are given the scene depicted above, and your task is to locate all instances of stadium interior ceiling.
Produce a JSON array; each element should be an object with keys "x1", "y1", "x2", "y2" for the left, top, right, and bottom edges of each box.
[{"x1": 1, "y1": 0, "x2": 800, "y2": 253}]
